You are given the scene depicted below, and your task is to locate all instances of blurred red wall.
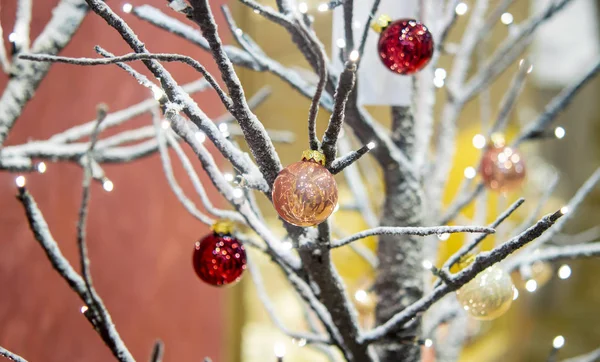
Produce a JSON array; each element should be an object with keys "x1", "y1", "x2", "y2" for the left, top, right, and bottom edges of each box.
[{"x1": 0, "y1": 1, "x2": 231, "y2": 361}]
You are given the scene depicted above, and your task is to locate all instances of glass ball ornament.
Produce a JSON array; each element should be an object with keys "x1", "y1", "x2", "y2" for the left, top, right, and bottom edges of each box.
[
  {"x1": 374, "y1": 16, "x2": 434, "y2": 75},
  {"x1": 513, "y1": 261, "x2": 553, "y2": 289},
  {"x1": 479, "y1": 138, "x2": 526, "y2": 191},
  {"x1": 272, "y1": 150, "x2": 338, "y2": 227},
  {"x1": 456, "y1": 264, "x2": 515, "y2": 320},
  {"x1": 192, "y1": 220, "x2": 246, "y2": 286}
]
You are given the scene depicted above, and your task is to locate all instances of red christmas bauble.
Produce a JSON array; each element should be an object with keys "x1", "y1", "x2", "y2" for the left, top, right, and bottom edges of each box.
[
  {"x1": 479, "y1": 144, "x2": 526, "y2": 191},
  {"x1": 378, "y1": 19, "x2": 434, "y2": 75},
  {"x1": 193, "y1": 232, "x2": 246, "y2": 286}
]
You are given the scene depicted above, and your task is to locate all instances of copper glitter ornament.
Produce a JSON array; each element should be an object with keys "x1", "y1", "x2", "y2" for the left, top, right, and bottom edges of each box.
[
  {"x1": 456, "y1": 264, "x2": 515, "y2": 320},
  {"x1": 272, "y1": 150, "x2": 338, "y2": 227},
  {"x1": 479, "y1": 139, "x2": 526, "y2": 191},
  {"x1": 193, "y1": 220, "x2": 246, "y2": 286}
]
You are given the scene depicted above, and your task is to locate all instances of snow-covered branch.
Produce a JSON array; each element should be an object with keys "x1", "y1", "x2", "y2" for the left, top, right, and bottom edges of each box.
[{"x1": 331, "y1": 225, "x2": 495, "y2": 249}]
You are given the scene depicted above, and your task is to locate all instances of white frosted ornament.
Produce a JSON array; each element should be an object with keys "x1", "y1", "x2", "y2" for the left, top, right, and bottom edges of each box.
[{"x1": 456, "y1": 264, "x2": 515, "y2": 320}]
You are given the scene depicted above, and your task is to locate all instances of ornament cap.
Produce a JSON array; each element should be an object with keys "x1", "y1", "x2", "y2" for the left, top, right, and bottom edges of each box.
[
  {"x1": 212, "y1": 219, "x2": 234, "y2": 235},
  {"x1": 490, "y1": 132, "x2": 506, "y2": 147},
  {"x1": 371, "y1": 14, "x2": 392, "y2": 33},
  {"x1": 302, "y1": 149, "x2": 326, "y2": 166}
]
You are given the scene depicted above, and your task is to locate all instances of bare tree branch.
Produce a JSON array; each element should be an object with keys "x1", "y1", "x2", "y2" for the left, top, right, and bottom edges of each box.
[
  {"x1": 188, "y1": 0, "x2": 283, "y2": 186},
  {"x1": 515, "y1": 59, "x2": 600, "y2": 145},
  {"x1": 0, "y1": 346, "x2": 28, "y2": 362},
  {"x1": 149, "y1": 340, "x2": 164, "y2": 362},
  {"x1": 322, "y1": 62, "x2": 358, "y2": 165},
  {"x1": 0, "y1": 0, "x2": 88, "y2": 147},
  {"x1": 361, "y1": 209, "x2": 564, "y2": 343},
  {"x1": 246, "y1": 254, "x2": 332, "y2": 344},
  {"x1": 20, "y1": 51, "x2": 233, "y2": 110},
  {"x1": 12, "y1": 0, "x2": 33, "y2": 53},
  {"x1": 16, "y1": 187, "x2": 134, "y2": 362},
  {"x1": 331, "y1": 225, "x2": 495, "y2": 249}
]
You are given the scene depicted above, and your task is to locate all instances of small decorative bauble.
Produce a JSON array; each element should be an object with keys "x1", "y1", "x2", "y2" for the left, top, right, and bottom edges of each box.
[
  {"x1": 193, "y1": 220, "x2": 246, "y2": 286},
  {"x1": 272, "y1": 150, "x2": 338, "y2": 227},
  {"x1": 456, "y1": 264, "x2": 515, "y2": 320},
  {"x1": 513, "y1": 261, "x2": 553, "y2": 289},
  {"x1": 374, "y1": 16, "x2": 434, "y2": 75},
  {"x1": 479, "y1": 138, "x2": 526, "y2": 191}
]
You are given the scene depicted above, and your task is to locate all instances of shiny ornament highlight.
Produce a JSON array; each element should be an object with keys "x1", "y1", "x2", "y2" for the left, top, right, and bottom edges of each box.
[
  {"x1": 456, "y1": 265, "x2": 515, "y2": 320},
  {"x1": 376, "y1": 18, "x2": 434, "y2": 75},
  {"x1": 479, "y1": 143, "x2": 526, "y2": 191},
  {"x1": 272, "y1": 150, "x2": 338, "y2": 227},
  {"x1": 193, "y1": 222, "x2": 246, "y2": 286}
]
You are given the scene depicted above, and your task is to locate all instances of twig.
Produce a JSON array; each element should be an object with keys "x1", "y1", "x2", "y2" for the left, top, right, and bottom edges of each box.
[
  {"x1": 163, "y1": 129, "x2": 243, "y2": 223},
  {"x1": 12, "y1": 0, "x2": 33, "y2": 53},
  {"x1": 77, "y1": 105, "x2": 107, "y2": 294},
  {"x1": 188, "y1": 0, "x2": 283, "y2": 186},
  {"x1": 440, "y1": 182, "x2": 485, "y2": 224},
  {"x1": 0, "y1": 0, "x2": 88, "y2": 147},
  {"x1": 83, "y1": 0, "x2": 269, "y2": 193},
  {"x1": 561, "y1": 347, "x2": 600, "y2": 362},
  {"x1": 342, "y1": 0, "x2": 355, "y2": 56},
  {"x1": 329, "y1": 142, "x2": 374, "y2": 174},
  {"x1": 16, "y1": 188, "x2": 134, "y2": 361},
  {"x1": 152, "y1": 109, "x2": 215, "y2": 225},
  {"x1": 19, "y1": 51, "x2": 233, "y2": 110},
  {"x1": 524, "y1": 167, "x2": 600, "y2": 252},
  {"x1": 337, "y1": 136, "x2": 378, "y2": 228},
  {"x1": 246, "y1": 255, "x2": 332, "y2": 344},
  {"x1": 0, "y1": 18, "x2": 10, "y2": 73},
  {"x1": 515, "y1": 59, "x2": 600, "y2": 145},
  {"x1": 357, "y1": 0, "x2": 382, "y2": 60},
  {"x1": 516, "y1": 174, "x2": 559, "y2": 233},
  {"x1": 132, "y1": 5, "x2": 334, "y2": 109},
  {"x1": 149, "y1": 340, "x2": 164, "y2": 362},
  {"x1": 330, "y1": 225, "x2": 495, "y2": 249},
  {"x1": 489, "y1": 61, "x2": 530, "y2": 135},
  {"x1": 321, "y1": 62, "x2": 357, "y2": 166},
  {"x1": 303, "y1": 28, "x2": 328, "y2": 151},
  {"x1": 507, "y1": 242, "x2": 600, "y2": 271},
  {"x1": 443, "y1": 198, "x2": 525, "y2": 271},
  {"x1": 0, "y1": 346, "x2": 28, "y2": 362}
]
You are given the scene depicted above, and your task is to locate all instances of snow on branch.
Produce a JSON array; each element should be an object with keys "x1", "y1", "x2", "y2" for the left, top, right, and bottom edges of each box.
[
  {"x1": 149, "y1": 341, "x2": 164, "y2": 362},
  {"x1": 188, "y1": 0, "x2": 283, "y2": 186},
  {"x1": 442, "y1": 198, "x2": 525, "y2": 272},
  {"x1": 20, "y1": 51, "x2": 233, "y2": 110},
  {"x1": 330, "y1": 225, "x2": 495, "y2": 249},
  {"x1": 16, "y1": 187, "x2": 134, "y2": 362},
  {"x1": 0, "y1": 346, "x2": 27, "y2": 362},
  {"x1": 329, "y1": 141, "x2": 376, "y2": 175},
  {"x1": 322, "y1": 62, "x2": 357, "y2": 165},
  {"x1": 0, "y1": 0, "x2": 88, "y2": 147}
]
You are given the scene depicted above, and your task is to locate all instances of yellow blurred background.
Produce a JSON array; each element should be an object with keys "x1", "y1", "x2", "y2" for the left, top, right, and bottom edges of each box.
[{"x1": 228, "y1": 1, "x2": 600, "y2": 361}]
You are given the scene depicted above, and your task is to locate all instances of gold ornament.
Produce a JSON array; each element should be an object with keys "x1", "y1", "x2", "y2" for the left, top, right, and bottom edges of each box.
[
  {"x1": 456, "y1": 264, "x2": 515, "y2": 320},
  {"x1": 513, "y1": 261, "x2": 553, "y2": 289},
  {"x1": 371, "y1": 14, "x2": 392, "y2": 33}
]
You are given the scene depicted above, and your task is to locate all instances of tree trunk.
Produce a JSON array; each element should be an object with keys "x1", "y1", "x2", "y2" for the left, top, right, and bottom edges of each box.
[{"x1": 374, "y1": 165, "x2": 425, "y2": 362}]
